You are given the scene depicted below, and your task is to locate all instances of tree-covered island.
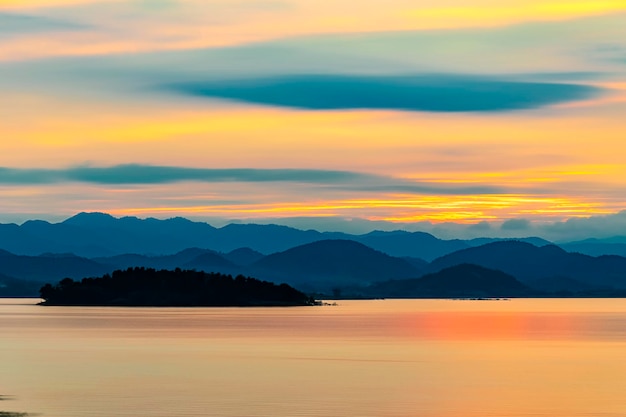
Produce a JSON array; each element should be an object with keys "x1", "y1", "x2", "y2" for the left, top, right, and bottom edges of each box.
[{"x1": 39, "y1": 267, "x2": 317, "y2": 306}]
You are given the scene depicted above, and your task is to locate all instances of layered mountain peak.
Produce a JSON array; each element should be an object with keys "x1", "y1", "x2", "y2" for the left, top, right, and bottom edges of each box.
[{"x1": 62, "y1": 212, "x2": 117, "y2": 226}]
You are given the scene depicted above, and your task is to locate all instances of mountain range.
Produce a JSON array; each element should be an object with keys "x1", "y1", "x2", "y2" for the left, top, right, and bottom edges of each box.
[
  {"x1": 2, "y1": 213, "x2": 626, "y2": 297},
  {"x1": 0, "y1": 212, "x2": 553, "y2": 260}
]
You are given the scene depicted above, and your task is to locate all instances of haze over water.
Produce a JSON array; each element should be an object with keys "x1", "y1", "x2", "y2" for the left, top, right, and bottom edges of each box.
[{"x1": 2, "y1": 298, "x2": 626, "y2": 417}]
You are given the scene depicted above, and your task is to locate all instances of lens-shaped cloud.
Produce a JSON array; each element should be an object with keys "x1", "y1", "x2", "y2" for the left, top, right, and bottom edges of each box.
[{"x1": 166, "y1": 75, "x2": 601, "y2": 112}]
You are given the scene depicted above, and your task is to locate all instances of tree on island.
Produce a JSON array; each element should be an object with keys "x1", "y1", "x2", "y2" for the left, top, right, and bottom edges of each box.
[{"x1": 40, "y1": 267, "x2": 316, "y2": 307}]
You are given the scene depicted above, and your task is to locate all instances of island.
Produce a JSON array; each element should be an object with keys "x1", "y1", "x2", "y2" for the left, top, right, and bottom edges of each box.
[{"x1": 39, "y1": 267, "x2": 317, "y2": 307}]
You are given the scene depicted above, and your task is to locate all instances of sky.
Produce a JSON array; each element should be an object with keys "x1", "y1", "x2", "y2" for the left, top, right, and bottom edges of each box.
[{"x1": 1, "y1": 0, "x2": 626, "y2": 240}]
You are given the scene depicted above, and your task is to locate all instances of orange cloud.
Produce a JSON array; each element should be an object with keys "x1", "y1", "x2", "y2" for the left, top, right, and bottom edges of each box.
[
  {"x1": 4, "y1": 0, "x2": 624, "y2": 63},
  {"x1": 405, "y1": 0, "x2": 626, "y2": 28}
]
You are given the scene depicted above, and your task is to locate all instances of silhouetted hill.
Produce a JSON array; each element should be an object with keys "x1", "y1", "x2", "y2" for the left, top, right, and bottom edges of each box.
[
  {"x1": 526, "y1": 276, "x2": 597, "y2": 293},
  {"x1": 158, "y1": 248, "x2": 221, "y2": 267},
  {"x1": 401, "y1": 256, "x2": 429, "y2": 271},
  {"x1": 39, "y1": 267, "x2": 315, "y2": 307},
  {"x1": 0, "y1": 250, "x2": 111, "y2": 283},
  {"x1": 214, "y1": 223, "x2": 326, "y2": 253},
  {"x1": 94, "y1": 253, "x2": 156, "y2": 269},
  {"x1": 93, "y1": 248, "x2": 235, "y2": 272},
  {"x1": 62, "y1": 212, "x2": 117, "y2": 227},
  {"x1": 367, "y1": 264, "x2": 534, "y2": 298},
  {"x1": 353, "y1": 230, "x2": 469, "y2": 261},
  {"x1": 559, "y1": 237, "x2": 626, "y2": 257},
  {"x1": 0, "y1": 273, "x2": 41, "y2": 297},
  {"x1": 430, "y1": 241, "x2": 626, "y2": 290},
  {"x1": 0, "y1": 222, "x2": 58, "y2": 255},
  {"x1": 251, "y1": 239, "x2": 420, "y2": 291},
  {"x1": 223, "y1": 248, "x2": 265, "y2": 266},
  {"x1": 467, "y1": 237, "x2": 552, "y2": 247},
  {"x1": 183, "y1": 252, "x2": 237, "y2": 271}
]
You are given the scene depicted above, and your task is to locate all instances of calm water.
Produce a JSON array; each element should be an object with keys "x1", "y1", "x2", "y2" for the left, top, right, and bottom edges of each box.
[{"x1": 1, "y1": 298, "x2": 626, "y2": 417}]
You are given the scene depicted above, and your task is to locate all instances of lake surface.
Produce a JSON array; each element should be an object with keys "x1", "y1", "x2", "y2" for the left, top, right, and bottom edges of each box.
[{"x1": 1, "y1": 298, "x2": 626, "y2": 417}]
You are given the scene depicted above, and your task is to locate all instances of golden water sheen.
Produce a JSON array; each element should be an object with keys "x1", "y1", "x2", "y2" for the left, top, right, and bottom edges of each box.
[{"x1": 1, "y1": 298, "x2": 625, "y2": 417}]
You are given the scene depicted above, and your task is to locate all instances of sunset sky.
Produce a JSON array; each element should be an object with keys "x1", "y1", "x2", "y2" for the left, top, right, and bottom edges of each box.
[{"x1": 1, "y1": 0, "x2": 626, "y2": 240}]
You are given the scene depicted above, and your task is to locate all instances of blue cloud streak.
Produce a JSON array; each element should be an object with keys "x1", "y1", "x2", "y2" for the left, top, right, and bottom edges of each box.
[
  {"x1": 0, "y1": 165, "x2": 363, "y2": 184},
  {"x1": 0, "y1": 164, "x2": 502, "y2": 195},
  {"x1": 166, "y1": 74, "x2": 600, "y2": 112}
]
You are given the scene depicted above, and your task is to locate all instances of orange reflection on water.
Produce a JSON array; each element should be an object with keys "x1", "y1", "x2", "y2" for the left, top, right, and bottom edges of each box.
[{"x1": 392, "y1": 311, "x2": 592, "y2": 341}]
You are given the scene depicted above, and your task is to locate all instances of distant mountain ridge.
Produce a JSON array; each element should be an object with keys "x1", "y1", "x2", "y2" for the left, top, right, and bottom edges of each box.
[
  {"x1": 3, "y1": 213, "x2": 626, "y2": 298},
  {"x1": 559, "y1": 237, "x2": 626, "y2": 257},
  {"x1": 429, "y1": 241, "x2": 626, "y2": 290},
  {"x1": 0, "y1": 212, "x2": 554, "y2": 260}
]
